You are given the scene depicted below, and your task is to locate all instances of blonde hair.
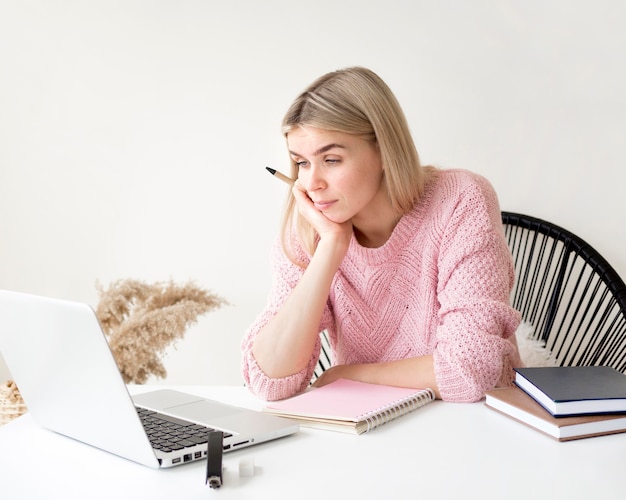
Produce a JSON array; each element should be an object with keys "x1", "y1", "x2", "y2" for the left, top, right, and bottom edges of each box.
[{"x1": 280, "y1": 66, "x2": 434, "y2": 264}]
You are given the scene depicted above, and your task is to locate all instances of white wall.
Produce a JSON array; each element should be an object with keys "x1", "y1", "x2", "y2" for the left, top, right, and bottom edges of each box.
[{"x1": 1, "y1": 0, "x2": 625, "y2": 386}]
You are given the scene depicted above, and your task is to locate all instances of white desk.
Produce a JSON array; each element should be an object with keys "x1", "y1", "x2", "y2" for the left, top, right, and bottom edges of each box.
[{"x1": 1, "y1": 385, "x2": 624, "y2": 499}]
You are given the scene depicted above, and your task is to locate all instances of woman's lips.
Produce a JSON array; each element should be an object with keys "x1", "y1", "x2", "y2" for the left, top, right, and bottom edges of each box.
[{"x1": 313, "y1": 200, "x2": 336, "y2": 211}]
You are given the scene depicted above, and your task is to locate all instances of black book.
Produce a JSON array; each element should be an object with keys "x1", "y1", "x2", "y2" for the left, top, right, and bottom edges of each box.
[{"x1": 514, "y1": 366, "x2": 626, "y2": 417}]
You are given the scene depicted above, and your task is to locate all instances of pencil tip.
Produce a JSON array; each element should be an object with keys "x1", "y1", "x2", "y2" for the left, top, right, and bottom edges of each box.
[{"x1": 265, "y1": 166, "x2": 276, "y2": 175}]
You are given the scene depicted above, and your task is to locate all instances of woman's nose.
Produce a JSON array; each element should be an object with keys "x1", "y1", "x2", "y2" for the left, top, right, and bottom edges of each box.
[{"x1": 303, "y1": 164, "x2": 325, "y2": 191}]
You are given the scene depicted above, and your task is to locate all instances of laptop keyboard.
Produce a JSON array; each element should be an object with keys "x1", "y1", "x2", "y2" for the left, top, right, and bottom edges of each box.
[{"x1": 136, "y1": 407, "x2": 232, "y2": 453}]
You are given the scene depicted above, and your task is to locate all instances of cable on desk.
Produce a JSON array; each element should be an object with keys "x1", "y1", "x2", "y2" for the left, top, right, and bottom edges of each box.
[{"x1": 205, "y1": 431, "x2": 223, "y2": 489}]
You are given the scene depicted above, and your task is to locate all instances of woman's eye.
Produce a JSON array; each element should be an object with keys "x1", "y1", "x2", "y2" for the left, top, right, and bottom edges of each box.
[{"x1": 295, "y1": 161, "x2": 309, "y2": 168}]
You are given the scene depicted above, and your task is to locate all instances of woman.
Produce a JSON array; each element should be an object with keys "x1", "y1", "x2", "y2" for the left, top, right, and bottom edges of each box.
[{"x1": 241, "y1": 66, "x2": 522, "y2": 402}]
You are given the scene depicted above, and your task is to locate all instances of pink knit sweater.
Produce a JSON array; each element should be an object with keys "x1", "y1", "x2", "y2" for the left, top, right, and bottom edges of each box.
[{"x1": 241, "y1": 169, "x2": 522, "y2": 402}]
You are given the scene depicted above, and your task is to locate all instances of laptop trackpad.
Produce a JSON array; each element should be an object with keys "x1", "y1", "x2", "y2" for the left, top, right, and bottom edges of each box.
[{"x1": 169, "y1": 400, "x2": 242, "y2": 424}]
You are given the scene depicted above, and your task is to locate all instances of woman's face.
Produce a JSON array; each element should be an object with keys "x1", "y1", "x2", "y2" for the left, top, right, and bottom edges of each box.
[{"x1": 287, "y1": 126, "x2": 386, "y2": 225}]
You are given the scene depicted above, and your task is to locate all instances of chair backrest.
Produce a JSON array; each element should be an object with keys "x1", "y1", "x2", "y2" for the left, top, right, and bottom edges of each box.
[
  {"x1": 502, "y1": 211, "x2": 626, "y2": 373},
  {"x1": 312, "y1": 330, "x2": 332, "y2": 383}
]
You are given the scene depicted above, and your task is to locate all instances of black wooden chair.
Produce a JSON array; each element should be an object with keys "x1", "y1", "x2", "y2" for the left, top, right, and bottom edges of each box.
[
  {"x1": 502, "y1": 211, "x2": 626, "y2": 373},
  {"x1": 312, "y1": 212, "x2": 626, "y2": 382}
]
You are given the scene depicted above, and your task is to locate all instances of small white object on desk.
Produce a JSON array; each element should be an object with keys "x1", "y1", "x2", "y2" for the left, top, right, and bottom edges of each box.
[{"x1": 238, "y1": 457, "x2": 255, "y2": 477}]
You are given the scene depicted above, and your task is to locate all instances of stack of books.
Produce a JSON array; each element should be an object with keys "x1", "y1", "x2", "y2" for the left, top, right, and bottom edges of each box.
[{"x1": 485, "y1": 366, "x2": 626, "y2": 441}]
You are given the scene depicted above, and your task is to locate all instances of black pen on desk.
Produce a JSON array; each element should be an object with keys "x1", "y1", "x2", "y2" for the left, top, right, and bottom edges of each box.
[{"x1": 265, "y1": 166, "x2": 295, "y2": 186}]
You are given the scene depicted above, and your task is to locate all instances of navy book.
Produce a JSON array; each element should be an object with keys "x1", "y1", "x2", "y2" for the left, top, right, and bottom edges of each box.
[{"x1": 514, "y1": 366, "x2": 626, "y2": 417}]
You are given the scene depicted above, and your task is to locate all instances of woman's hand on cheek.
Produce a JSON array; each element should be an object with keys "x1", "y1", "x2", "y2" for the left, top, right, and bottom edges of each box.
[
  {"x1": 292, "y1": 181, "x2": 353, "y2": 246},
  {"x1": 292, "y1": 181, "x2": 331, "y2": 231}
]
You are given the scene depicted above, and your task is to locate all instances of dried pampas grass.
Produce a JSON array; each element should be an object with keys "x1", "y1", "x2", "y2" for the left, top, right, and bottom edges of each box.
[
  {"x1": 0, "y1": 380, "x2": 27, "y2": 425},
  {"x1": 95, "y1": 279, "x2": 227, "y2": 384}
]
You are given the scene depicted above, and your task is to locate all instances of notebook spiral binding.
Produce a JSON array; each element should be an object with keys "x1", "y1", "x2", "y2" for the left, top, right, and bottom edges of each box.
[{"x1": 363, "y1": 388, "x2": 435, "y2": 433}]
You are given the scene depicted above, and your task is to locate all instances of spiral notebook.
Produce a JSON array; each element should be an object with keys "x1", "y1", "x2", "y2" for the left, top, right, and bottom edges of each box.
[{"x1": 263, "y1": 379, "x2": 435, "y2": 434}]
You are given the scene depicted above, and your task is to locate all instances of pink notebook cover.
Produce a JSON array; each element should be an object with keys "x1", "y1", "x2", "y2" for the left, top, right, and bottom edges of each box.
[{"x1": 265, "y1": 378, "x2": 432, "y2": 421}]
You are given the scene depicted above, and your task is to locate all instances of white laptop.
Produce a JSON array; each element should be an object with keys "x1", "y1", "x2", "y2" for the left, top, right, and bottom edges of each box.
[{"x1": 0, "y1": 289, "x2": 298, "y2": 468}]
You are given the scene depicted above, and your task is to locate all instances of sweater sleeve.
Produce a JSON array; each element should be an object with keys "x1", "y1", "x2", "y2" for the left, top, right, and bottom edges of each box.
[
  {"x1": 432, "y1": 174, "x2": 521, "y2": 402},
  {"x1": 240, "y1": 239, "x2": 334, "y2": 401}
]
